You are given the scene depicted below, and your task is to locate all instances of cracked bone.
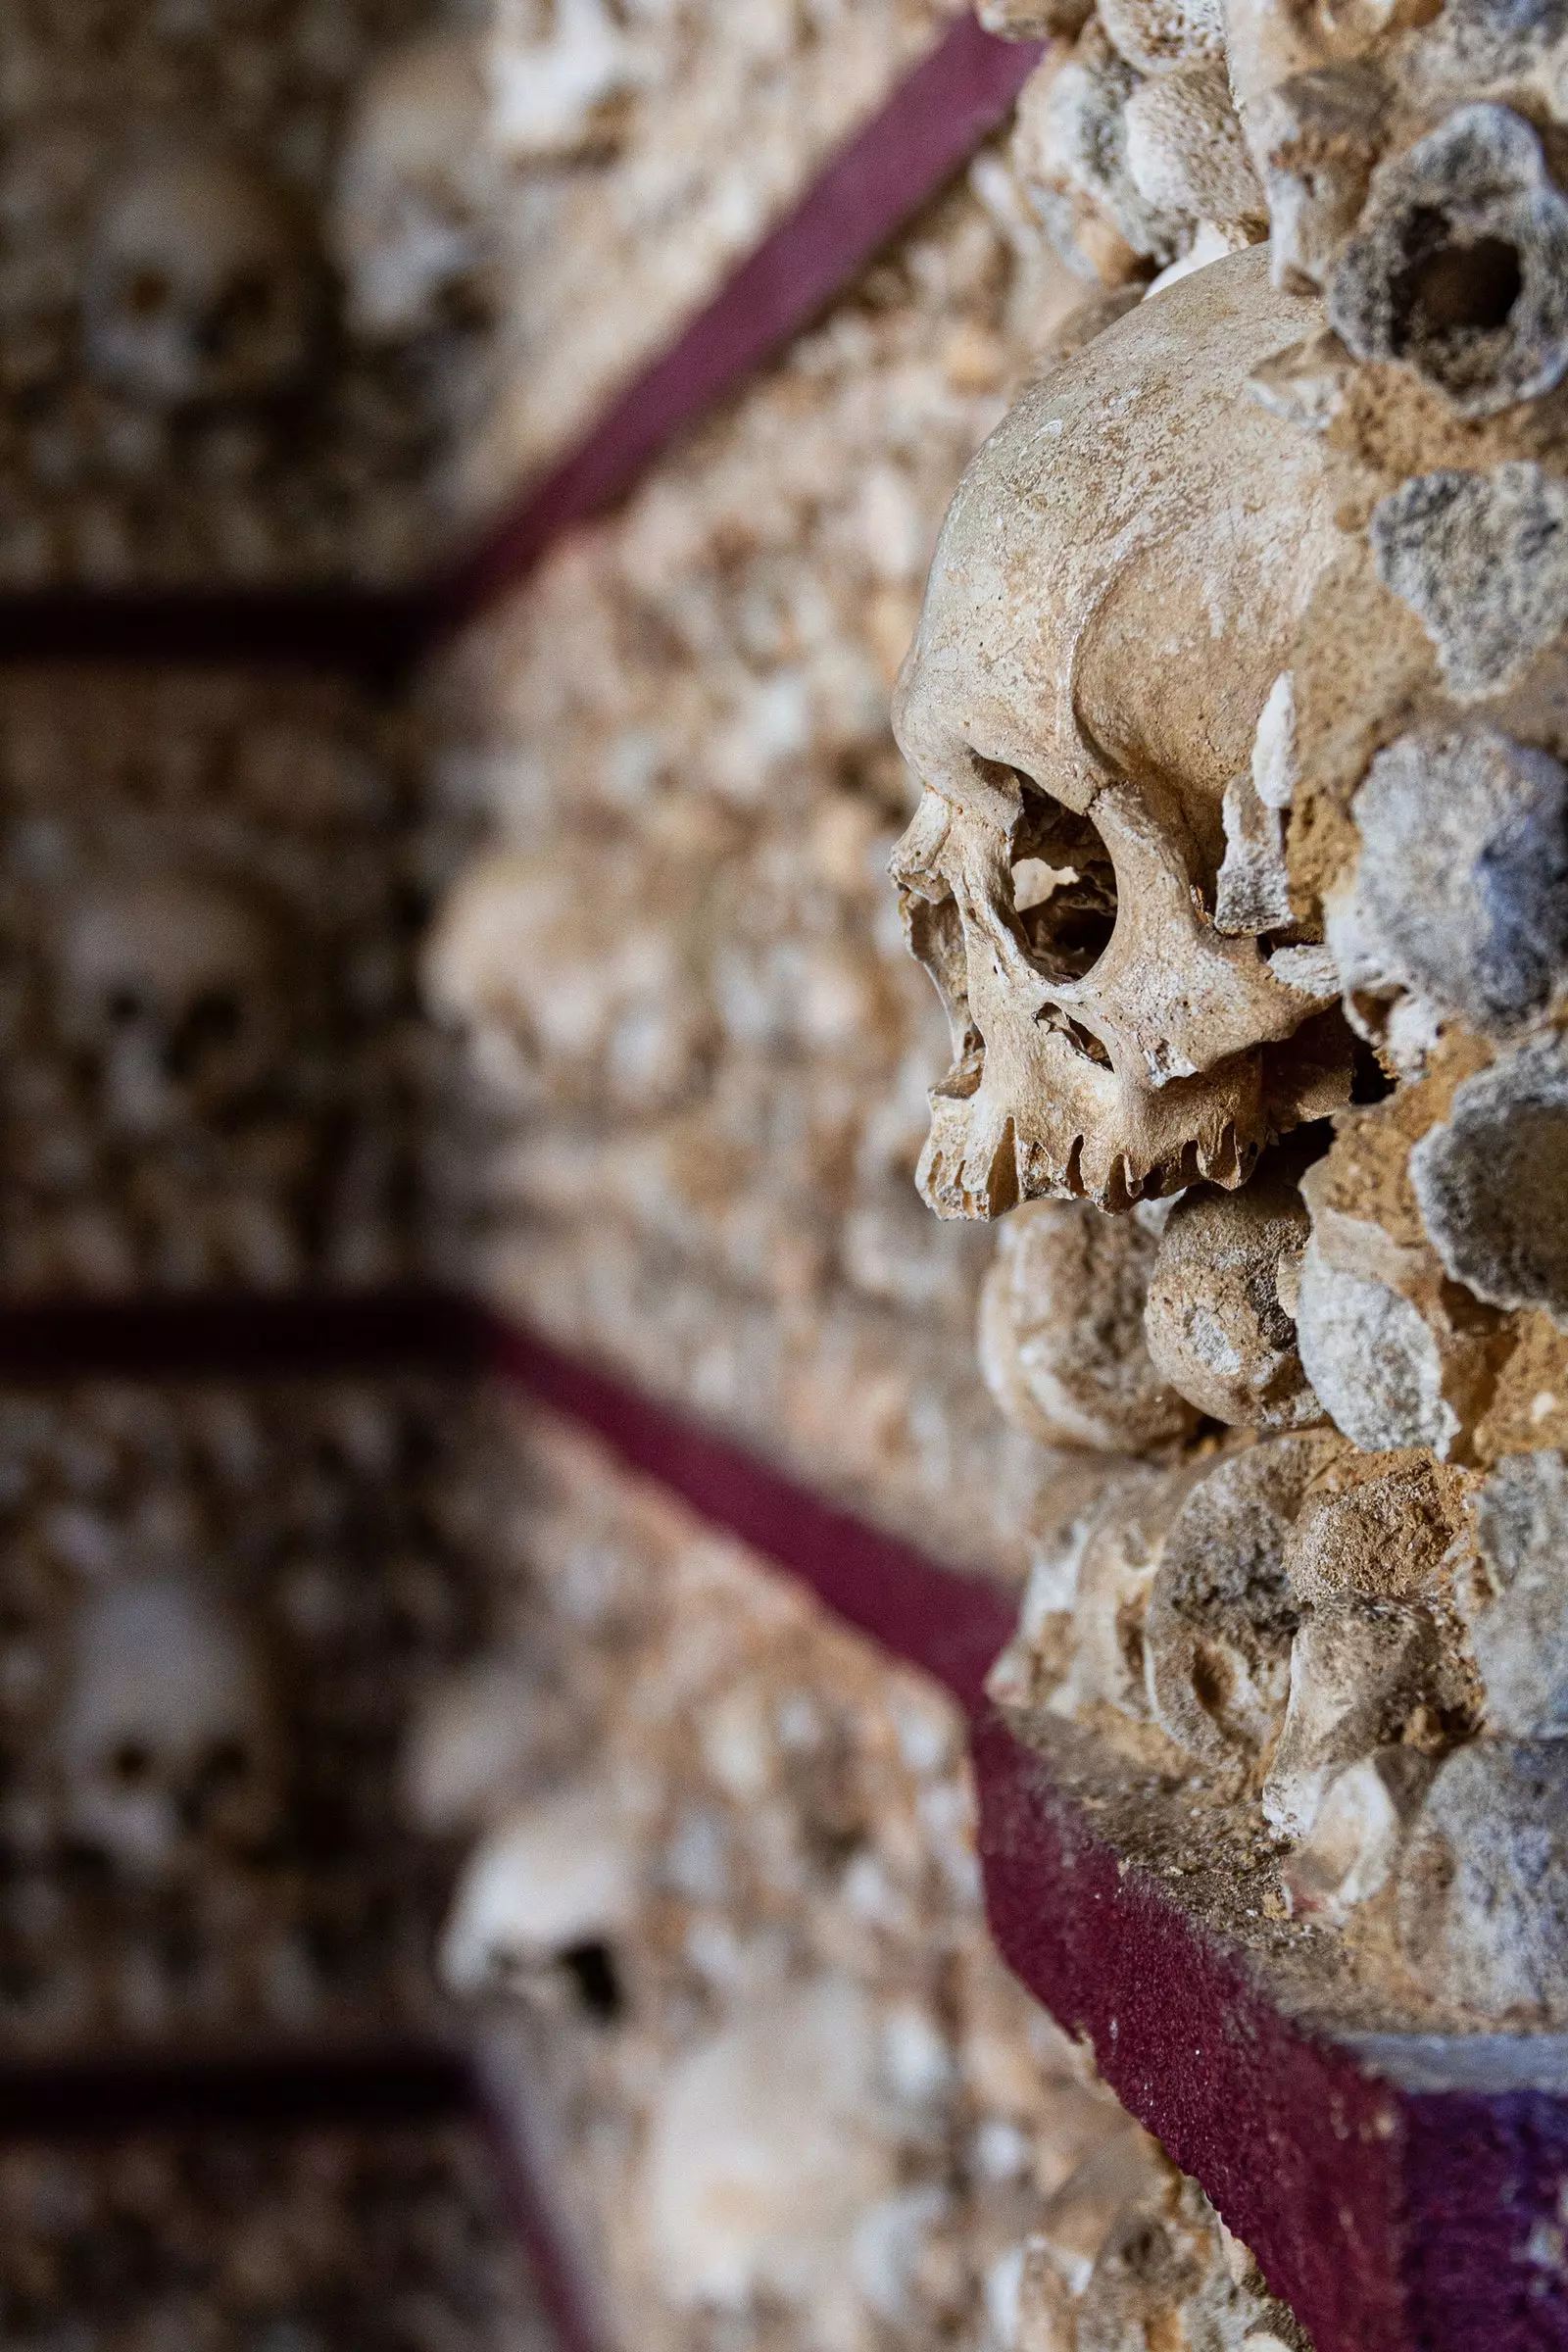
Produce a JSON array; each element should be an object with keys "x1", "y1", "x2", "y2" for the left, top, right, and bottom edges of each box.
[
  {"x1": 61, "y1": 1572, "x2": 278, "y2": 1878},
  {"x1": 1143, "y1": 1156, "x2": 1322, "y2": 1430},
  {"x1": 82, "y1": 151, "x2": 318, "y2": 406},
  {"x1": 978, "y1": 1198, "x2": 1199, "y2": 1452},
  {"x1": 332, "y1": 34, "x2": 502, "y2": 341},
  {"x1": 890, "y1": 248, "x2": 1351, "y2": 1217}
]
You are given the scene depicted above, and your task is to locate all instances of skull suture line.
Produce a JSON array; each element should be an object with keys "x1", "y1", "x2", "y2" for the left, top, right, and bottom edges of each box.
[{"x1": 890, "y1": 250, "x2": 1353, "y2": 1215}]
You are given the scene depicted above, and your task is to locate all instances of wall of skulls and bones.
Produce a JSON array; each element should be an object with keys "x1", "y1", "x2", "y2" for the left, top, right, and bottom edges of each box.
[{"x1": 10, "y1": 0, "x2": 1568, "y2": 2341}]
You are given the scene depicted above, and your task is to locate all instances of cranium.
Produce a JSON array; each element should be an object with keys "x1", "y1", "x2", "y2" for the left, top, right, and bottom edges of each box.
[
  {"x1": 890, "y1": 249, "x2": 1351, "y2": 1217},
  {"x1": 53, "y1": 873, "x2": 286, "y2": 1137},
  {"x1": 83, "y1": 151, "x2": 318, "y2": 406},
  {"x1": 332, "y1": 35, "x2": 501, "y2": 341},
  {"x1": 439, "y1": 1780, "x2": 642, "y2": 1999},
  {"x1": 60, "y1": 1572, "x2": 278, "y2": 1878}
]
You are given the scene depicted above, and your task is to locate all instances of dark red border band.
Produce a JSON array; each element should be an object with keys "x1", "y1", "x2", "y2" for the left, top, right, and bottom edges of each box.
[
  {"x1": 431, "y1": 15, "x2": 1044, "y2": 633},
  {"x1": 0, "y1": 19, "x2": 1041, "y2": 673}
]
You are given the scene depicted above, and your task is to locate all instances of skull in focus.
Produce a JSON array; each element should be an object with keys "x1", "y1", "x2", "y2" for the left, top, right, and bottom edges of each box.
[
  {"x1": 60, "y1": 1572, "x2": 279, "y2": 1878},
  {"x1": 332, "y1": 35, "x2": 502, "y2": 341},
  {"x1": 83, "y1": 151, "x2": 319, "y2": 406},
  {"x1": 53, "y1": 873, "x2": 288, "y2": 1138},
  {"x1": 890, "y1": 249, "x2": 1353, "y2": 1215}
]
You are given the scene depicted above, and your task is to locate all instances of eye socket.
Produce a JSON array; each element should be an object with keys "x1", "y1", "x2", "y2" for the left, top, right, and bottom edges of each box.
[
  {"x1": 111, "y1": 1740, "x2": 153, "y2": 1785},
  {"x1": 561, "y1": 1939, "x2": 623, "y2": 2023},
  {"x1": 124, "y1": 269, "x2": 172, "y2": 320},
  {"x1": 165, "y1": 989, "x2": 247, "y2": 1083},
  {"x1": 106, "y1": 989, "x2": 145, "y2": 1026},
  {"x1": 1009, "y1": 784, "x2": 1118, "y2": 985}
]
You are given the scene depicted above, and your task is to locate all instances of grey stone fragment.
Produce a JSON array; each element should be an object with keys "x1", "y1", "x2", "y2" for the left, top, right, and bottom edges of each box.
[
  {"x1": 1351, "y1": 724, "x2": 1568, "y2": 1034},
  {"x1": 1329, "y1": 104, "x2": 1568, "y2": 417},
  {"x1": 1398, "y1": 1740, "x2": 1568, "y2": 2019},
  {"x1": 1369, "y1": 464, "x2": 1568, "y2": 702},
  {"x1": 1410, "y1": 1034, "x2": 1568, "y2": 1321},
  {"x1": 1295, "y1": 1241, "x2": 1458, "y2": 1455},
  {"x1": 1468, "y1": 1449, "x2": 1568, "y2": 1736}
]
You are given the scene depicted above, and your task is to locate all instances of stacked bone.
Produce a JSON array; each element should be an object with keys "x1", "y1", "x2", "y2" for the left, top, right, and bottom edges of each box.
[
  {"x1": 415, "y1": 1403, "x2": 1306, "y2": 2352},
  {"x1": 978, "y1": 0, "x2": 1267, "y2": 299},
  {"x1": 0, "y1": 667, "x2": 456, "y2": 1295},
  {"x1": 0, "y1": 2122, "x2": 556, "y2": 2352},
  {"x1": 0, "y1": 0, "x2": 971, "y2": 584},
  {"x1": 425, "y1": 163, "x2": 1112, "y2": 1572},
  {"x1": 0, "y1": 0, "x2": 461, "y2": 583},
  {"x1": 907, "y1": 0, "x2": 1568, "y2": 2024},
  {"x1": 0, "y1": 1378, "x2": 485, "y2": 2054}
]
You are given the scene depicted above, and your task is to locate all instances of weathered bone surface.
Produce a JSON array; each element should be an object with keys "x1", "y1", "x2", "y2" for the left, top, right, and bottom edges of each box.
[
  {"x1": 891, "y1": 248, "x2": 1353, "y2": 1216},
  {"x1": 1143, "y1": 1155, "x2": 1322, "y2": 1430},
  {"x1": 979, "y1": 1199, "x2": 1199, "y2": 1452}
]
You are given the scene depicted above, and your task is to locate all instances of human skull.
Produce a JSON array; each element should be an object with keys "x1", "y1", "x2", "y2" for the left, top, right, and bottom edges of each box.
[
  {"x1": 332, "y1": 35, "x2": 501, "y2": 341},
  {"x1": 83, "y1": 152, "x2": 318, "y2": 406},
  {"x1": 439, "y1": 1780, "x2": 642, "y2": 1998},
  {"x1": 890, "y1": 249, "x2": 1352, "y2": 1217},
  {"x1": 53, "y1": 873, "x2": 287, "y2": 1137},
  {"x1": 60, "y1": 1572, "x2": 278, "y2": 1877}
]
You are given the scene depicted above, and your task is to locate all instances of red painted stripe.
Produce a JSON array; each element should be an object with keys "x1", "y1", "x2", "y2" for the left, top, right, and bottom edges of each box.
[
  {"x1": 432, "y1": 16, "x2": 1044, "y2": 630},
  {"x1": 0, "y1": 20, "x2": 1040, "y2": 670},
  {"x1": 489, "y1": 1320, "x2": 1018, "y2": 1714}
]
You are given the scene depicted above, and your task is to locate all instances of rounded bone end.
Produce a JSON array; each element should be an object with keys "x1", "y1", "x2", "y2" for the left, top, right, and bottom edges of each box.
[
  {"x1": 979, "y1": 1198, "x2": 1200, "y2": 1453},
  {"x1": 1144, "y1": 1163, "x2": 1324, "y2": 1430}
]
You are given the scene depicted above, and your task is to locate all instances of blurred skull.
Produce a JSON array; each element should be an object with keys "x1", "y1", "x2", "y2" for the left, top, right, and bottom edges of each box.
[
  {"x1": 54, "y1": 874, "x2": 287, "y2": 1137},
  {"x1": 60, "y1": 1573, "x2": 278, "y2": 1877},
  {"x1": 83, "y1": 151, "x2": 318, "y2": 406},
  {"x1": 332, "y1": 35, "x2": 502, "y2": 340}
]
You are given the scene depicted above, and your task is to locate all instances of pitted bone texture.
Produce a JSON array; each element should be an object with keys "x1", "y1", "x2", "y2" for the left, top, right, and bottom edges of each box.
[
  {"x1": 979, "y1": 1199, "x2": 1200, "y2": 1452},
  {"x1": 1123, "y1": 67, "x2": 1265, "y2": 229},
  {"x1": 1296, "y1": 1240, "x2": 1459, "y2": 1456},
  {"x1": 1328, "y1": 104, "x2": 1568, "y2": 416},
  {"x1": 1397, "y1": 1739, "x2": 1568, "y2": 2019},
  {"x1": 1369, "y1": 465, "x2": 1568, "y2": 704},
  {"x1": 1143, "y1": 1160, "x2": 1322, "y2": 1430},
  {"x1": 1350, "y1": 725, "x2": 1568, "y2": 1036},
  {"x1": 1465, "y1": 1448, "x2": 1568, "y2": 1736},
  {"x1": 1144, "y1": 1434, "x2": 1341, "y2": 1769},
  {"x1": 1097, "y1": 0, "x2": 1226, "y2": 77},
  {"x1": 891, "y1": 248, "x2": 1352, "y2": 1218},
  {"x1": 1409, "y1": 1034, "x2": 1568, "y2": 1322}
]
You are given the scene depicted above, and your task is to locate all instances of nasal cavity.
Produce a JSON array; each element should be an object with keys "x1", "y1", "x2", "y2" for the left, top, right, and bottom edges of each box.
[{"x1": 1009, "y1": 784, "x2": 1117, "y2": 984}]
